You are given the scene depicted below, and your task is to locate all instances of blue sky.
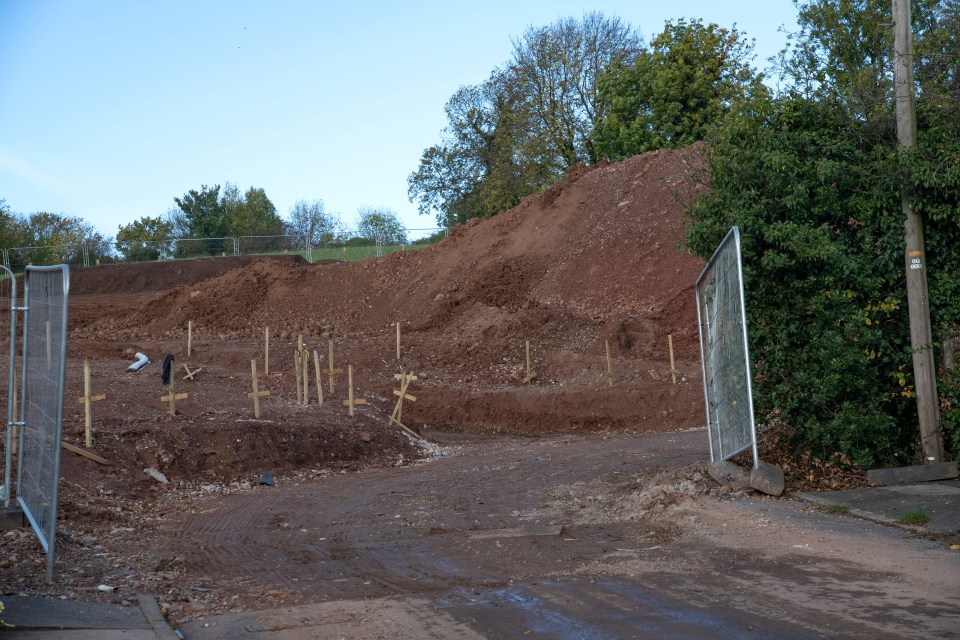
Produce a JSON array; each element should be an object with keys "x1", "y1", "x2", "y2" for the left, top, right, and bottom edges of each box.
[{"x1": 0, "y1": 1, "x2": 799, "y2": 240}]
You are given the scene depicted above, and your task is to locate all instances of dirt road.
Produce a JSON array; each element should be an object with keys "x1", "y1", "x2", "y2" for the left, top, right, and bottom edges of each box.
[{"x1": 169, "y1": 429, "x2": 959, "y2": 639}]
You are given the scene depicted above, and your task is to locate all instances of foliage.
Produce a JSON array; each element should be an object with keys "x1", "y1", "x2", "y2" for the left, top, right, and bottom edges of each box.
[
  {"x1": 18, "y1": 212, "x2": 104, "y2": 266},
  {"x1": 594, "y1": 19, "x2": 767, "y2": 160},
  {"x1": 171, "y1": 183, "x2": 283, "y2": 255},
  {"x1": 286, "y1": 199, "x2": 343, "y2": 245},
  {"x1": 897, "y1": 509, "x2": 930, "y2": 526},
  {"x1": 222, "y1": 183, "x2": 285, "y2": 237},
  {"x1": 686, "y1": 1, "x2": 960, "y2": 467},
  {"x1": 354, "y1": 206, "x2": 407, "y2": 245},
  {"x1": 116, "y1": 216, "x2": 173, "y2": 261},
  {"x1": 409, "y1": 12, "x2": 641, "y2": 227}
]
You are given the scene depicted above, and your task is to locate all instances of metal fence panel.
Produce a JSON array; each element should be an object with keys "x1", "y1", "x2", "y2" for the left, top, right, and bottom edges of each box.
[
  {"x1": 1, "y1": 267, "x2": 17, "y2": 506},
  {"x1": 16, "y1": 265, "x2": 70, "y2": 583},
  {"x1": 237, "y1": 235, "x2": 308, "y2": 260},
  {"x1": 695, "y1": 227, "x2": 757, "y2": 465},
  {"x1": 7, "y1": 245, "x2": 86, "y2": 271}
]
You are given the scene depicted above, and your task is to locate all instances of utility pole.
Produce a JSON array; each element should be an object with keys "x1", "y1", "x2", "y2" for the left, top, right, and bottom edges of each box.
[{"x1": 893, "y1": 0, "x2": 944, "y2": 462}]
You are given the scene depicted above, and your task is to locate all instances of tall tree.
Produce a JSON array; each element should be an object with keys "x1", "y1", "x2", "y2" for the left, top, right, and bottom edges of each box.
[
  {"x1": 510, "y1": 12, "x2": 643, "y2": 165},
  {"x1": 410, "y1": 12, "x2": 641, "y2": 227},
  {"x1": 595, "y1": 19, "x2": 766, "y2": 160}
]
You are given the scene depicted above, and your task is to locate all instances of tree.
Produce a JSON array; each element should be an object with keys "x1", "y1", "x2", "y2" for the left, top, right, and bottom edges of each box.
[
  {"x1": 409, "y1": 12, "x2": 642, "y2": 227},
  {"x1": 510, "y1": 12, "x2": 643, "y2": 165},
  {"x1": 172, "y1": 184, "x2": 226, "y2": 239},
  {"x1": 684, "y1": 2, "x2": 960, "y2": 465},
  {"x1": 286, "y1": 199, "x2": 343, "y2": 245},
  {"x1": 223, "y1": 183, "x2": 285, "y2": 237},
  {"x1": 594, "y1": 19, "x2": 767, "y2": 160},
  {"x1": 15, "y1": 212, "x2": 104, "y2": 266},
  {"x1": 355, "y1": 207, "x2": 407, "y2": 245},
  {"x1": 116, "y1": 216, "x2": 173, "y2": 261},
  {"x1": 408, "y1": 69, "x2": 554, "y2": 227}
]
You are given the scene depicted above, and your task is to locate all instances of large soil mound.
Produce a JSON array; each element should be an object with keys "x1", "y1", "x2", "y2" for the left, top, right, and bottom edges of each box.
[{"x1": 67, "y1": 147, "x2": 707, "y2": 438}]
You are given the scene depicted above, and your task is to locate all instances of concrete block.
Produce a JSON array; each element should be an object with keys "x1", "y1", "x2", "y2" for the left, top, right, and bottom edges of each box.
[
  {"x1": 866, "y1": 461, "x2": 958, "y2": 486},
  {"x1": 0, "y1": 506, "x2": 25, "y2": 530},
  {"x1": 749, "y1": 460, "x2": 785, "y2": 497},
  {"x1": 708, "y1": 460, "x2": 751, "y2": 489}
]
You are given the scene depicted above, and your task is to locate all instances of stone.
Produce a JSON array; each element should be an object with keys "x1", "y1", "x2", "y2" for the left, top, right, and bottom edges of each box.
[
  {"x1": 708, "y1": 460, "x2": 751, "y2": 489},
  {"x1": 749, "y1": 460, "x2": 785, "y2": 497}
]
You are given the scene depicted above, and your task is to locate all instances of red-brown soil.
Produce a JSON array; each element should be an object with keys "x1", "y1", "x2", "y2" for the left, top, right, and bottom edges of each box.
[{"x1": 2, "y1": 146, "x2": 710, "y2": 607}]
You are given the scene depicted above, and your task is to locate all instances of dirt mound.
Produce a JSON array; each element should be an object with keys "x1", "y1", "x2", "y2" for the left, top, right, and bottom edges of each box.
[
  {"x1": 66, "y1": 146, "x2": 708, "y2": 437},
  {"x1": 70, "y1": 254, "x2": 308, "y2": 295}
]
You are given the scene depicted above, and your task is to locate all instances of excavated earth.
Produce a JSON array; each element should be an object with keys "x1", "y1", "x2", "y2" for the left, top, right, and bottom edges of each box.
[{"x1": 2, "y1": 147, "x2": 956, "y2": 638}]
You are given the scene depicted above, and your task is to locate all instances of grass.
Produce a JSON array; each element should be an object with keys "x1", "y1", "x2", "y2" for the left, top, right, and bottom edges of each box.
[
  {"x1": 820, "y1": 503, "x2": 850, "y2": 514},
  {"x1": 897, "y1": 509, "x2": 930, "y2": 526}
]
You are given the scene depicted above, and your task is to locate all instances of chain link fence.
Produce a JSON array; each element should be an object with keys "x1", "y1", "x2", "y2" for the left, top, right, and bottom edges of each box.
[{"x1": 2, "y1": 228, "x2": 450, "y2": 270}]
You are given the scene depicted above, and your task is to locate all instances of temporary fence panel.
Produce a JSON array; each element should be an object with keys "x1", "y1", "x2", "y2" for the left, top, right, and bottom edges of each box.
[
  {"x1": 237, "y1": 235, "x2": 308, "y2": 260},
  {"x1": 16, "y1": 265, "x2": 70, "y2": 583},
  {"x1": 1, "y1": 267, "x2": 17, "y2": 507},
  {"x1": 7, "y1": 245, "x2": 87, "y2": 271},
  {"x1": 695, "y1": 227, "x2": 758, "y2": 466},
  {"x1": 168, "y1": 237, "x2": 234, "y2": 259}
]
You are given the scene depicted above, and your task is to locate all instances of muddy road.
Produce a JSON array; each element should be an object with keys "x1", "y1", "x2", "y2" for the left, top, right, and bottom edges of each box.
[{"x1": 168, "y1": 429, "x2": 959, "y2": 639}]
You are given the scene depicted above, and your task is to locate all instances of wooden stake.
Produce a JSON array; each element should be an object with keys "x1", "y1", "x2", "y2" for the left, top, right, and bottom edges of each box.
[
  {"x1": 294, "y1": 349, "x2": 303, "y2": 404},
  {"x1": 605, "y1": 340, "x2": 613, "y2": 387},
  {"x1": 160, "y1": 376, "x2": 188, "y2": 416},
  {"x1": 61, "y1": 441, "x2": 111, "y2": 465},
  {"x1": 187, "y1": 320, "x2": 193, "y2": 357},
  {"x1": 396, "y1": 322, "x2": 401, "y2": 360},
  {"x1": 247, "y1": 359, "x2": 270, "y2": 418},
  {"x1": 342, "y1": 246, "x2": 347, "y2": 262},
  {"x1": 264, "y1": 326, "x2": 270, "y2": 376},
  {"x1": 523, "y1": 340, "x2": 535, "y2": 384},
  {"x1": 46, "y1": 320, "x2": 51, "y2": 369},
  {"x1": 301, "y1": 347, "x2": 309, "y2": 406},
  {"x1": 342, "y1": 364, "x2": 366, "y2": 416},
  {"x1": 182, "y1": 364, "x2": 203, "y2": 380},
  {"x1": 327, "y1": 339, "x2": 343, "y2": 393},
  {"x1": 668, "y1": 334, "x2": 677, "y2": 384},
  {"x1": 77, "y1": 359, "x2": 105, "y2": 448},
  {"x1": 313, "y1": 349, "x2": 324, "y2": 406}
]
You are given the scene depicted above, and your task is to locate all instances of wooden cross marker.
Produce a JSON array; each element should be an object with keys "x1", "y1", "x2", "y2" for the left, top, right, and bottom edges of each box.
[
  {"x1": 187, "y1": 320, "x2": 193, "y2": 357},
  {"x1": 312, "y1": 349, "x2": 324, "y2": 406},
  {"x1": 77, "y1": 359, "x2": 105, "y2": 448},
  {"x1": 160, "y1": 376, "x2": 188, "y2": 416},
  {"x1": 182, "y1": 364, "x2": 203, "y2": 380},
  {"x1": 342, "y1": 364, "x2": 366, "y2": 416},
  {"x1": 389, "y1": 373, "x2": 422, "y2": 439},
  {"x1": 605, "y1": 340, "x2": 613, "y2": 387},
  {"x1": 248, "y1": 359, "x2": 270, "y2": 418},
  {"x1": 668, "y1": 334, "x2": 678, "y2": 384},
  {"x1": 523, "y1": 340, "x2": 535, "y2": 384},
  {"x1": 327, "y1": 339, "x2": 343, "y2": 393}
]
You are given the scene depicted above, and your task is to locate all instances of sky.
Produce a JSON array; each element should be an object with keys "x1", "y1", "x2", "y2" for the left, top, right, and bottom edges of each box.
[{"x1": 0, "y1": 1, "x2": 800, "y2": 240}]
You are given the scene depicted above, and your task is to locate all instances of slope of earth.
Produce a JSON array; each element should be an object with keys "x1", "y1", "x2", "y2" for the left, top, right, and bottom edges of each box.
[
  {"x1": 1, "y1": 146, "x2": 722, "y2": 611},
  {"x1": 72, "y1": 146, "x2": 707, "y2": 437}
]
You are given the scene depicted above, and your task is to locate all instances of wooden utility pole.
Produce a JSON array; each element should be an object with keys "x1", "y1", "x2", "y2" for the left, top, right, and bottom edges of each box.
[{"x1": 894, "y1": 0, "x2": 943, "y2": 462}]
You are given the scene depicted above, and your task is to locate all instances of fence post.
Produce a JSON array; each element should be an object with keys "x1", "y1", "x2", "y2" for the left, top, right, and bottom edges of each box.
[
  {"x1": 234, "y1": 237, "x2": 239, "y2": 256},
  {"x1": 82, "y1": 243, "x2": 89, "y2": 268},
  {"x1": 305, "y1": 235, "x2": 312, "y2": 263}
]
